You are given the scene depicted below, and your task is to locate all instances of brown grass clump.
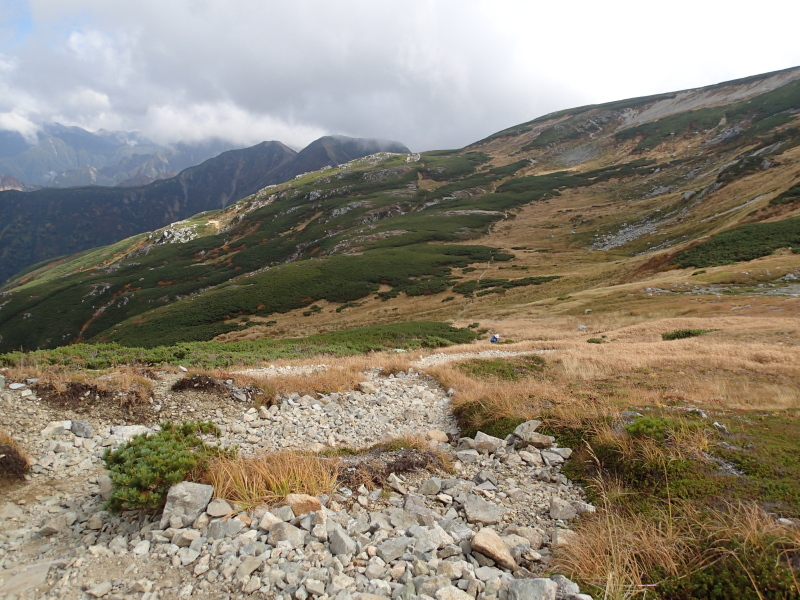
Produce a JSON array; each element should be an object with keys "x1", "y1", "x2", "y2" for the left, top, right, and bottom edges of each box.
[
  {"x1": 202, "y1": 450, "x2": 339, "y2": 509},
  {"x1": 0, "y1": 430, "x2": 30, "y2": 481}
]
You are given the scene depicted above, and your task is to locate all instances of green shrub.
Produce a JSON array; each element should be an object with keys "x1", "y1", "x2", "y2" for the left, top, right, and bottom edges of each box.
[
  {"x1": 673, "y1": 217, "x2": 800, "y2": 268},
  {"x1": 662, "y1": 329, "x2": 715, "y2": 341},
  {"x1": 587, "y1": 338, "x2": 606, "y2": 344},
  {"x1": 102, "y1": 421, "x2": 221, "y2": 512},
  {"x1": 770, "y1": 182, "x2": 800, "y2": 206}
]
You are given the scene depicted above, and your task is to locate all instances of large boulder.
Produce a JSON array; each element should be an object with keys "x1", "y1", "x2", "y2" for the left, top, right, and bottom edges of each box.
[
  {"x1": 159, "y1": 482, "x2": 214, "y2": 528},
  {"x1": 513, "y1": 420, "x2": 553, "y2": 448}
]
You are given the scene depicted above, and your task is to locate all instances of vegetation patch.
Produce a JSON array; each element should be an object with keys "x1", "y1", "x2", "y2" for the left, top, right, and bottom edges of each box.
[
  {"x1": 102, "y1": 421, "x2": 222, "y2": 512},
  {"x1": 770, "y1": 182, "x2": 800, "y2": 206},
  {"x1": 0, "y1": 430, "x2": 30, "y2": 481},
  {"x1": 661, "y1": 329, "x2": 716, "y2": 341},
  {"x1": 456, "y1": 355, "x2": 546, "y2": 381},
  {"x1": 673, "y1": 216, "x2": 800, "y2": 268},
  {"x1": 0, "y1": 322, "x2": 478, "y2": 369}
]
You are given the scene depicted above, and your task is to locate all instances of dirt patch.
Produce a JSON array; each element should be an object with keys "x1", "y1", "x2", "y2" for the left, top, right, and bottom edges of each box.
[
  {"x1": 171, "y1": 374, "x2": 228, "y2": 393},
  {"x1": 34, "y1": 381, "x2": 155, "y2": 424},
  {"x1": 338, "y1": 447, "x2": 445, "y2": 490}
]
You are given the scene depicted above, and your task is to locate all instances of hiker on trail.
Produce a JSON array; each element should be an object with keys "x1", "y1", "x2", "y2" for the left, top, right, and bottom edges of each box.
[{"x1": 490, "y1": 334, "x2": 500, "y2": 343}]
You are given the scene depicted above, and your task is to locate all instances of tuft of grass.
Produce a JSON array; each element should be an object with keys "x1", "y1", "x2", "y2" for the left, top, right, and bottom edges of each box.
[
  {"x1": 456, "y1": 355, "x2": 546, "y2": 381},
  {"x1": 202, "y1": 451, "x2": 339, "y2": 509}
]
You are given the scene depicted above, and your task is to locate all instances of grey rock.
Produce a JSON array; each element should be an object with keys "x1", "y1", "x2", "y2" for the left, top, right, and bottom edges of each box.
[
  {"x1": 439, "y1": 519, "x2": 474, "y2": 543},
  {"x1": 267, "y1": 522, "x2": 306, "y2": 548},
  {"x1": 330, "y1": 526, "x2": 357, "y2": 556},
  {"x1": 550, "y1": 574, "x2": 580, "y2": 598},
  {"x1": 98, "y1": 474, "x2": 113, "y2": 501},
  {"x1": 0, "y1": 374, "x2": 4, "y2": 390},
  {"x1": 235, "y1": 556, "x2": 263, "y2": 583},
  {"x1": 474, "y1": 431, "x2": 505, "y2": 454},
  {"x1": 274, "y1": 505, "x2": 295, "y2": 521},
  {"x1": 174, "y1": 529, "x2": 201, "y2": 547},
  {"x1": 160, "y1": 482, "x2": 214, "y2": 528},
  {"x1": 71, "y1": 419, "x2": 94, "y2": 438},
  {"x1": 207, "y1": 517, "x2": 246, "y2": 539},
  {"x1": 418, "y1": 477, "x2": 442, "y2": 496},
  {"x1": 109, "y1": 425, "x2": 151, "y2": 442},
  {"x1": 463, "y1": 496, "x2": 505, "y2": 524},
  {"x1": 549, "y1": 497, "x2": 577, "y2": 521},
  {"x1": 508, "y1": 578, "x2": 558, "y2": 600},
  {"x1": 377, "y1": 536, "x2": 413, "y2": 562},
  {"x1": 455, "y1": 449, "x2": 480, "y2": 463}
]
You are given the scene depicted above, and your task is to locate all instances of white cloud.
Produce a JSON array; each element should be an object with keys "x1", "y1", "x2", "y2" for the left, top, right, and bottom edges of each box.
[{"x1": 0, "y1": 0, "x2": 797, "y2": 151}]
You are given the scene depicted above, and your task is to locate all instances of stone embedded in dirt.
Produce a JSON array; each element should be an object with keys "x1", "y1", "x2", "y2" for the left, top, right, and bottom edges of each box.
[
  {"x1": 285, "y1": 493, "x2": 322, "y2": 516},
  {"x1": 357, "y1": 381, "x2": 377, "y2": 393},
  {"x1": 471, "y1": 527, "x2": 516, "y2": 570},
  {"x1": 86, "y1": 581, "x2": 113, "y2": 597},
  {"x1": 71, "y1": 419, "x2": 94, "y2": 438},
  {"x1": 550, "y1": 497, "x2": 578, "y2": 520},
  {"x1": 508, "y1": 577, "x2": 558, "y2": 600},
  {"x1": 86, "y1": 511, "x2": 105, "y2": 530},
  {"x1": 474, "y1": 431, "x2": 505, "y2": 454},
  {"x1": 109, "y1": 424, "x2": 151, "y2": 443},
  {"x1": 205, "y1": 498, "x2": 233, "y2": 518},
  {"x1": 463, "y1": 495, "x2": 505, "y2": 524},
  {"x1": 41, "y1": 420, "x2": 72, "y2": 438},
  {"x1": 9, "y1": 382, "x2": 25, "y2": 390},
  {"x1": 159, "y1": 481, "x2": 214, "y2": 528},
  {"x1": 0, "y1": 501, "x2": 24, "y2": 519}
]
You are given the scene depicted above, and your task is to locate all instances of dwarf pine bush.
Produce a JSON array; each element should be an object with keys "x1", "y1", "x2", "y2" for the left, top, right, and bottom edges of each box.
[{"x1": 102, "y1": 421, "x2": 221, "y2": 512}]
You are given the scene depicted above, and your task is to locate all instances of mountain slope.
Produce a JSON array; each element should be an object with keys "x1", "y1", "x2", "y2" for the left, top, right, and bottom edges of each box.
[
  {"x1": 0, "y1": 67, "x2": 798, "y2": 352},
  {"x1": 0, "y1": 136, "x2": 410, "y2": 284}
]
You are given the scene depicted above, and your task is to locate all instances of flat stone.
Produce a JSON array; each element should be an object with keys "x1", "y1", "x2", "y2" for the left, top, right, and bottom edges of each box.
[
  {"x1": 174, "y1": 529, "x2": 201, "y2": 547},
  {"x1": 41, "y1": 420, "x2": 72, "y2": 438},
  {"x1": 98, "y1": 474, "x2": 113, "y2": 501},
  {"x1": 86, "y1": 581, "x2": 113, "y2": 597},
  {"x1": 463, "y1": 496, "x2": 505, "y2": 525},
  {"x1": 206, "y1": 498, "x2": 233, "y2": 518},
  {"x1": 358, "y1": 382, "x2": 377, "y2": 393},
  {"x1": 518, "y1": 449, "x2": 543, "y2": 465},
  {"x1": 0, "y1": 560, "x2": 64, "y2": 597},
  {"x1": 505, "y1": 525, "x2": 543, "y2": 549},
  {"x1": 376, "y1": 536, "x2": 412, "y2": 562},
  {"x1": 471, "y1": 528, "x2": 516, "y2": 570},
  {"x1": 508, "y1": 578, "x2": 558, "y2": 600},
  {"x1": 286, "y1": 493, "x2": 322, "y2": 516},
  {"x1": 549, "y1": 497, "x2": 577, "y2": 521},
  {"x1": 274, "y1": 505, "x2": 295, "y2": 521},
  {"x1": 160, "y1": 482, "x2": 214, "y2": 528},
  {"x1": 455, "y1": 449, "x2": 480, "y2": 463},
  {"x1": 109, "y1": 425, "x2": 151, "y2": 442}
]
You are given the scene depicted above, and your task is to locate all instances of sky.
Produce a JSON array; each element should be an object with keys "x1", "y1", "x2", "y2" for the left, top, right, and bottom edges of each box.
[{"x1": 1, "y1": 0, "x2": 799, "y2": 152}]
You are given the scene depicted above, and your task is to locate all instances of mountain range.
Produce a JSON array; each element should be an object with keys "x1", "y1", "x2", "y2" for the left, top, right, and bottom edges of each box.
[
  {"x1": 0, "y1": 123, "x2": 240, "y2": 187},
  {"x1": 0, "y1": 135, "x2": 410, "y2": 284},
  {"x1": 0, "y1": 66, "x2": 798, "y2": 352}
]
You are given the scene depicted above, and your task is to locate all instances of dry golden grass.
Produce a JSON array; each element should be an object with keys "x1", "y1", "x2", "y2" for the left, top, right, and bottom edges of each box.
[
  {"x1": 554, "y1": 494, "x2": 800, "y2": 600},
  {"x1": 202, "y1": 450, "x2": 339, "y2": 509}
]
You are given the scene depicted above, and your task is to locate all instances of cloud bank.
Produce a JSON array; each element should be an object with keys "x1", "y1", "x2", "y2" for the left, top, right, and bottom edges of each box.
[{"x1": 0, "y1": 0, "x2": 798, "y2": 151}]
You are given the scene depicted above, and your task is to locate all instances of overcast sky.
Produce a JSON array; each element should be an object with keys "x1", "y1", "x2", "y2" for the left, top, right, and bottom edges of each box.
[{"x1": 1, "y1": 0, "x2": 799, "y2": 152}]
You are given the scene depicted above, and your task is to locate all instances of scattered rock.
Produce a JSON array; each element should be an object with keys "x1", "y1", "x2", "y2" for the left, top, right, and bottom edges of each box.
[
  {"x1": 285, "y1": 493, "x2": 322, "y2": 516},
  {"x1": 471, "y1": 527, "x2": 516, "y2": 570},
  {"x1": 160, "y1": 481, "x2": 214, "y2": 528}
]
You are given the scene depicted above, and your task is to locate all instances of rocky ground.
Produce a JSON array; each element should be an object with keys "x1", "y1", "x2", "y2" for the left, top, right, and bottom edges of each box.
[{"x1": 0, "y1": 357, "x2": 594, "y2": 600}]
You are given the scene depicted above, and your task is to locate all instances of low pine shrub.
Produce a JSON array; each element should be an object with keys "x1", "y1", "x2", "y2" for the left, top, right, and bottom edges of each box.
[
  {"x1": 662, "y1": 329, "x2": 715, "y2": 341},
  {"x1": 102, "y1": 421, "x2": 222, "y2": 512}
]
